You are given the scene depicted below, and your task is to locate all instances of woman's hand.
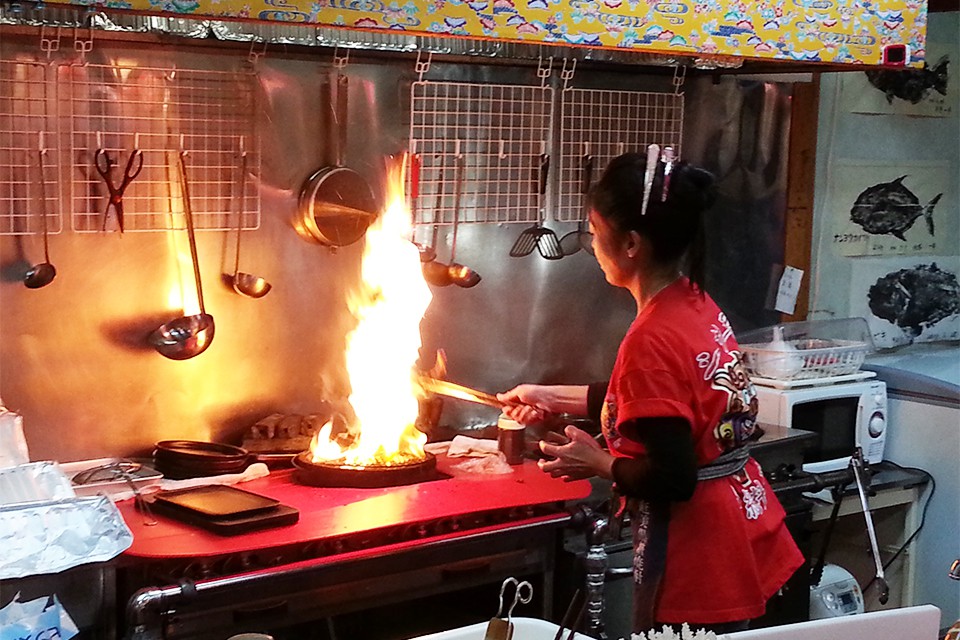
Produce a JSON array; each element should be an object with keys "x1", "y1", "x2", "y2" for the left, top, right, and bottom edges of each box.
[
  {"x1": 497, "y1": 384, "x2": 590, "y2": 425},
  {"x1": 538, "y1": 425, "x2": 614, "y2": 482},
  {"x1": 497, "y1": 384, "x2": 550, "y2": 425}
]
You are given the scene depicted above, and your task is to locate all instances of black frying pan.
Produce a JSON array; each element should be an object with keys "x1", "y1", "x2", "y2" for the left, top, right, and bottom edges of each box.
[{"x1": 297, "y1": 71, "x2": 376, "y2": 248}]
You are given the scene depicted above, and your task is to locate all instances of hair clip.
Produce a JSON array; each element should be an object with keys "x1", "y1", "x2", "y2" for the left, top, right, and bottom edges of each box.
[
  {"x1": 660, "y1": 146, "x2": 676, "y2": 202},
  {"x1": 640, "y1": 143, "x2": 660, "y2": 216}
]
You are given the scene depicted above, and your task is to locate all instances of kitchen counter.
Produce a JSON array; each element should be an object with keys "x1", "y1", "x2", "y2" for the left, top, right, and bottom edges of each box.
[
  {"x1": 118, "y1": 454, "x2": 590, "y2": 561},
  {"x1": 116, "y1": 456, "x2": 591, "y2": 639}
]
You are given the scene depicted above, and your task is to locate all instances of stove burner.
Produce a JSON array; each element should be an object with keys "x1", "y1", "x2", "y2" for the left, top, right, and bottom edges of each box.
[{"x1": 292, "y1": 452, "x2": 440, "y2": 488}]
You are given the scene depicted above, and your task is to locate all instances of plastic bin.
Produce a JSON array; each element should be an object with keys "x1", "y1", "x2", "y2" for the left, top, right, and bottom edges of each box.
[
  {"x1": 410, "y1": 617, "x2": 583, "y2": 640},
  {"x1": 738, "y1": 318, "x2": 873, "y2": 382}
]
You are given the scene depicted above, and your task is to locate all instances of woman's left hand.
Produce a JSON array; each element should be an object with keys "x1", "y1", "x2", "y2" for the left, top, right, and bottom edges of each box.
[{"x1": 538, "y1": 425, "x2": 614, "y2": 482}]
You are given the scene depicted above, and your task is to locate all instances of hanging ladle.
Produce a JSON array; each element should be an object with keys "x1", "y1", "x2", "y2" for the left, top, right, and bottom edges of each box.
[
  {"x1": 24, "y1": 134, "x2": 57, "y2": 289},
  {"x1": 229, "y1": 142, "x2": 271, "y2": 298},
  {"x1": 149, "y1": 151, "x2": 215, "y2": 360}
]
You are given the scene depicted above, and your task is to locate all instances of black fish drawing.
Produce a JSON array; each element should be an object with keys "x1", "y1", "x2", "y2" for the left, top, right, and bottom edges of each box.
[
  {"x1": 868, "y1": 263, "x2": 960, "y2": 338},
  {"x1": 850, "y1": 176, "x2": 942, "y2": 240},
  {"x1": 865, "y1": 55, "x2": 950, "y2": 105}
]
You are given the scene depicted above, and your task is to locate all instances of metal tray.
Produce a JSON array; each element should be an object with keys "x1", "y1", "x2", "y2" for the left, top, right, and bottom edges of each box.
[{"x1": 60, "y1": 458, "x2": 162, "y2": 498}]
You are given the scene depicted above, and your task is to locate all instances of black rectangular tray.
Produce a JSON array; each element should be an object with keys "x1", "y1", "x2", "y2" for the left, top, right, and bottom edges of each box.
[
  {"x1": 148, "y1": 485, "x2": 298, "y2": 536},
  {"x1": 152, "y1": 485, "x2": 280, "y2": 518}
]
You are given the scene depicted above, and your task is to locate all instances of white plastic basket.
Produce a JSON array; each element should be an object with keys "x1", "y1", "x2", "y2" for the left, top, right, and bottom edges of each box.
[
  {"x1": 741, "y1": 338, "x2": 870, "y2": 381},
  {"x1": 737, "y1": 318, "x2": 873, "y2": 382}
]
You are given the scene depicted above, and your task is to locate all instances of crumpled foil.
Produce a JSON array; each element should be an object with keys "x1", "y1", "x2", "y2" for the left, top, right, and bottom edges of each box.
[
  {"x1": 0, "y1": 463, "x2": 133, "y2": 580},
  {"x1": 0, "y1": 461, "x2": 74, "y2": 505}
]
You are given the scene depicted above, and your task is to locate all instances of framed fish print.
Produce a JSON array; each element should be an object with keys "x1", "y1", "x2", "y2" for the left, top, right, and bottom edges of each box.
[
  {"x1": 828, "y1": 161, "x2": 955, "y2": 258},
  {"x1": 850, "y1": 256, "x2": 960, "y2": 349},
  {"x1": 841, "y1": 40, "x2": 955, "y2": 118}
]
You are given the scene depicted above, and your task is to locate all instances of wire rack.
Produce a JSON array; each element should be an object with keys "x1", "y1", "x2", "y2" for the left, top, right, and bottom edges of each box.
[
  {"x1": 0, "y1": 59, "x2": 63, "y2": 236},
  {"x1": 556, "y1": 88, "x2": 684, "y2": 222},
  {"x1": 61, "y1": 63, "x2": 260, "y2": 233},
  {"x1": 409, "y1": 80, "x2": 554, "y2": 227}
]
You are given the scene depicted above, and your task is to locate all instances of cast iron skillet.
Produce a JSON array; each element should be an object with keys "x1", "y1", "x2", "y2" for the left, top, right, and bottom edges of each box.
[
  {"x1": 297, "y1": 71, "x2": 377, "y2": 248},
  {"x1": 154, "y1": 440, "x2": 253, "y2": 479}
]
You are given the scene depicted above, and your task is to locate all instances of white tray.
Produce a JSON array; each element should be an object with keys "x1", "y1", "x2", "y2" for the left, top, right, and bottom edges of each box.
[
  {"x1": 750, "y1": 370, "x2": 875, "y2": 389},
  {"x1": 411, "y1": 618, "x2": 584, "y2": 640},
  {"x1": 723, "y1": 605, "x2": 941, "y2": 640},
  {"x1": 60, "y1": 458, "x2": 162, "y2": 499}
]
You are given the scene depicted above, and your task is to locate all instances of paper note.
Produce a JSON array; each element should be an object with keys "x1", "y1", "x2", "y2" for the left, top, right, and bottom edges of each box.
[{"x1": 775, "y1": 266, "x2": 804, "y2": 315}]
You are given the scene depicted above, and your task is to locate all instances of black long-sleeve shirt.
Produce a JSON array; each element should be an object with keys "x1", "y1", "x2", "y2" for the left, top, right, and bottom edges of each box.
[{"x1": 586, "y1": 381, "x2": 697, "y2": 502}]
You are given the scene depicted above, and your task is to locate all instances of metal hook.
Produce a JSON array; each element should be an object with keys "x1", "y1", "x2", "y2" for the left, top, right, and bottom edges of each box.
[
  {"x1": 536, "y1": 55, "x2": 553, "y2": 87},
  {"x1": 332, "y1": 44, "x2": 349, "y2": 69},
  {"x1": 561, "y1": 57, "x2": 577, "y2": 91},
  {"x1": 39, "y1": 24, "x2": 60, "y2": 58},
  {"x1": 247, "y1": 38, "x2": 267, "y2": 66},
  {"x1": 672, "y1": 64, "x2": 686, "y2": 94},
  {"x1": 415, "y1": 50, "x2": 433, "y2": 82},
  {"x1": 73, "y1": 22, "x2": 93, "y2": 64}
]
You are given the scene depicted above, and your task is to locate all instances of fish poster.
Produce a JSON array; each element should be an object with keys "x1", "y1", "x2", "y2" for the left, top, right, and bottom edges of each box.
[
  {"x1": 828, "y1": 162, "x2": 955, "y2": 257},
  {"x1": 841, "y1": 44, "x2": 955, "y2": 118},
  {"x1": 850, "y1": 256, "x2": 960, "y2": 349}
]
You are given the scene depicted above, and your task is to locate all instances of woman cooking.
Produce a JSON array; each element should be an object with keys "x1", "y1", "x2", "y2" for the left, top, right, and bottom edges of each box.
[{"x1": 497, "y1": 150, "x2": 804, "y2": 635}]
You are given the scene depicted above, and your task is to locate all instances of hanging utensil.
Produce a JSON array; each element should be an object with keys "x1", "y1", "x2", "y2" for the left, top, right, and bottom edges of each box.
[
  {"x1": 447, "y1": 152, "x2": 481, "y2": 288},
  {"x1": 24, "y1": 134, "x2": 57, "y2": 289},
  {"x1": 559, "y1": 152, "x2": 594, "y2": 258},
  {"x1": 95, "y1": 144, "x2": 143, "y2": 233},
  {"x1": 510, "y1": 153, "x2": 561, "y2": 260},
  {"x1": 297, "y1": 68, "x2": 377, "y2": 248},
  {"x1": 229, "y1": 141, "x2": 271, "y2": 298},
  {"x1": 149, "y1": 151, "x2": 215, "y2": 360},
  {"x1": 420, "y1": 159, "x2": 453, "y2": 287}
]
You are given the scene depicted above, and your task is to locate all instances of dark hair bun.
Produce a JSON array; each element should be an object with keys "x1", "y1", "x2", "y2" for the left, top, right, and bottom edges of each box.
[{"x1": 667, "y1": 164, "x2": 717, "y2": 212}]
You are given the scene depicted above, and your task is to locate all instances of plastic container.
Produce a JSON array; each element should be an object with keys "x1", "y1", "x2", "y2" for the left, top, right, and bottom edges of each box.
[
  {"x1": 410, "y1": 617, "x2": 582, "y2": 640},
  {"x1": 738, "y1": 318, "x2": 874, "y2": 382}
]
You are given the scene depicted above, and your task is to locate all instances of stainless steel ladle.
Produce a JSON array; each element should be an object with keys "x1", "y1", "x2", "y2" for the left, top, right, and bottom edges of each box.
[
  {"x1": 24, "y1": 141, "x2": 57, "y2": 289},
  {"x1": 229, "y1": 145, "x2": 271, "y2": 298},
  {"x1": 149, "y1": 151, "x2": 215, "y2": 360}
]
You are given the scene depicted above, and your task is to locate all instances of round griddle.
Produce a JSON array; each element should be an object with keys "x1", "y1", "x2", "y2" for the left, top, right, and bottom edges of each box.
[{"x1": 292, "y1": 451, "x2": 438, "y2": 488}]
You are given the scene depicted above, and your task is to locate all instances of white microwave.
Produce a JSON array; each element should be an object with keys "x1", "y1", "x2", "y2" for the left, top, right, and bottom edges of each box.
[{"x1": 754, "y1": 379, "x2": 887, "y2": 473}]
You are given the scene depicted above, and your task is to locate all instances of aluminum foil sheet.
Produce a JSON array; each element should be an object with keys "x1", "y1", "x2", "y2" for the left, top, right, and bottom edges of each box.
[
  {"x1": 0, "y1": 462, "x2": 133, "y2": 580},
  {"x1": 0, "y1": 5, "x2": 684, "y2": 67},
  {"x1": 0, "y1": 461, "x2": 74, "y2": 505},
  {"x1": 0, "y1": 494, "x2": 133, "y2": 580}
]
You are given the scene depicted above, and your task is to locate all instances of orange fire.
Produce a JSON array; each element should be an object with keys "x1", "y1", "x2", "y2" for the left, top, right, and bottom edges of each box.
[{"x1": 309, "y1": 155, "x2": 433, "y2": 467}]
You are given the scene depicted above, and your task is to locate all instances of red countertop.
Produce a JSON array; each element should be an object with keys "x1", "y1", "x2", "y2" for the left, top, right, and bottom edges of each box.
[{"x1": 118, "y1": 455, "x2": 591, "y2": 560}]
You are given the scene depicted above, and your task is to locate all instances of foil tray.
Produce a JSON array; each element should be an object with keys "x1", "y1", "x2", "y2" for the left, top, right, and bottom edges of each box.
[{"x1": 0, "y1": 463, "x2": 134, "y2": 580}]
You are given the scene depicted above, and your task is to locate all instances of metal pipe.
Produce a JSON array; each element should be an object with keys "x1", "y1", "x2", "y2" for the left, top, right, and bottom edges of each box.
[{"x1": 583, "y1": 513, "x2": 609, "y2": 640}]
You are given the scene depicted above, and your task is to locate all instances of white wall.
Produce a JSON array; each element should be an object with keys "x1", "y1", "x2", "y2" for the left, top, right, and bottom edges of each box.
[{"x1": 808, "y1": 11, "x2": 960, "y2": 625}]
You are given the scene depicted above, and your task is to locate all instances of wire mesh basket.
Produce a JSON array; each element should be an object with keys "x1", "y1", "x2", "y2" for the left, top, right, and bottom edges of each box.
[{"x1": 738, "y1": 318, "x2": 873, "y2": 381}]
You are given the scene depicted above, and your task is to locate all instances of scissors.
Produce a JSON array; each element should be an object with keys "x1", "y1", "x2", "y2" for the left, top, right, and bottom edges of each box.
[{"x1": 95, "y1": 147, "x2": 143, "y2": 232}]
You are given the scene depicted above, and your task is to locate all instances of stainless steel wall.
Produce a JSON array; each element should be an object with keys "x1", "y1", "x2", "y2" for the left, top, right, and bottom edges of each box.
[{"x1": 0, "y1": 30, "x2": 792, "y2": 461}]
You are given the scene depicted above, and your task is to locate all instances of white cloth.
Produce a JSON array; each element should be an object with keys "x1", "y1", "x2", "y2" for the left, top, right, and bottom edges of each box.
[
  {"x1": 424, "y1": 436, "x2": 513, "y2": 475},
  {"x1": 111, "y1": 462, "x2": 271, "y2": 502}
]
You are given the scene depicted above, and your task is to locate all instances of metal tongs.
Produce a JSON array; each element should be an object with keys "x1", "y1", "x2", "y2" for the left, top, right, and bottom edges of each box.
[
  {"x1": 417, "y1": 376, "x2": 504, "y2": 410},
  {"x1": 810, "y1": 447, "x2": 889, "y2": 604},
  {"x1": 71, "y1": 460, "x2": 157, "y2": 527},
  {"x1": 485, "y1": 577, "x2": 533, "y2": 640}
]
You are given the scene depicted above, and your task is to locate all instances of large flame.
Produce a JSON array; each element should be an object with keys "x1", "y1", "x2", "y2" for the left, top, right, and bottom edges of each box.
[{"x1": 310, "y1": 155, "x2": 433, "y2": 466}]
